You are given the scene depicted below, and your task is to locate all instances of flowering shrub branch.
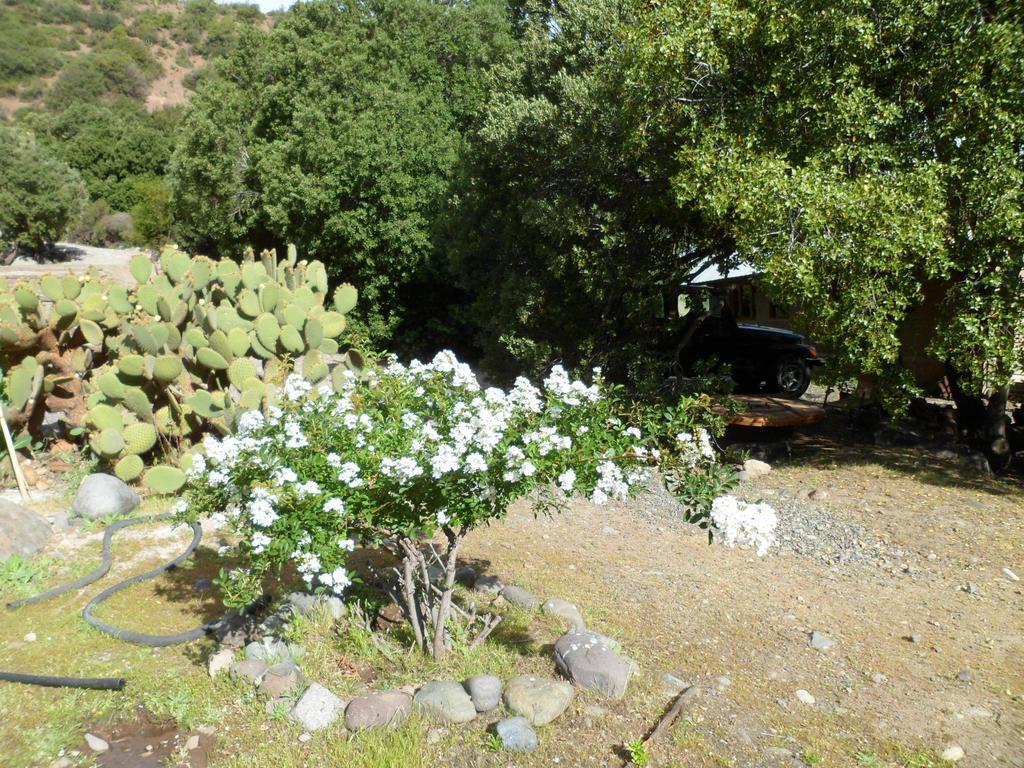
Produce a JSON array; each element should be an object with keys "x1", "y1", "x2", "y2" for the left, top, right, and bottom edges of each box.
[{"x1": 178, "y1": 350, "x2": 742, "y2": 659}]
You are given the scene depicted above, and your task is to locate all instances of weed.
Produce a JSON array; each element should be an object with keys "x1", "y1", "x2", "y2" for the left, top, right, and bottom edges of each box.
[
  {"x1": 627, "y1": 738, "x2": 651, "y2": 767},
  {"x1": 484, "y1": 732, "x2": 504, "y2": 752},
  {"x1": 0, "y1": 553, "x2": 51, "y2": 599},
  {"x1": 857, "y1": 753, "x2": 886, "y2": 767},
  {"x1": 804, "y1": 751, "x2": 824, "y2": 765}
]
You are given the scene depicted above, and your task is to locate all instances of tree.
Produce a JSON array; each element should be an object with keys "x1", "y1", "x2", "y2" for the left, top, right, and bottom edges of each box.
[
  {"x1": 626, "y1": 0, "x2": 1024, "y2": 465},
  {"x1": 0, "y1": 126, "x2": 86, "y2": 259},
  {"x1": 130, "y1": 177, "x2": 173, "y2": 247},
  {"x1": 170, "y1": 0, "x2": 516, "y2": 342},
  {"x1": 446, "y1": 0, "x2": 716, "y2": 386}
]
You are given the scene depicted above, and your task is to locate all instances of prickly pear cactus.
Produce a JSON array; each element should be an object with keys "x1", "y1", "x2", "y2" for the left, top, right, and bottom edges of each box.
[{"x1": 0, "y1": 246, "x2": 362, "y2": 490}]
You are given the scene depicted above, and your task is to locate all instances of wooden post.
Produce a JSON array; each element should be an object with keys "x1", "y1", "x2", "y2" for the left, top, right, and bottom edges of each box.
[{"x1": 0, "y1": 402, "x2": 30, "y2": 502}]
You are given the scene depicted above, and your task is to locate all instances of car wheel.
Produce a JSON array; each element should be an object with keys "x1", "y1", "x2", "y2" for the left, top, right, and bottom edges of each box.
[{"x1": 773, "y1": 358, "x2": 811, "y2": 398}]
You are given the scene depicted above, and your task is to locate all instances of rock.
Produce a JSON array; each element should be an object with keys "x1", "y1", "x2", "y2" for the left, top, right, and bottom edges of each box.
[
  {"x1": 24, "y1": 632, "x2": 36, "y2": 642},
  {"x1": 554, "y1": 629, "x2": 633, "y2": 699},
  {"x1": 229, "y1": 659, "x2": 268, "y2": 684},
  {"x1": 809, "y1": 631, "x2": 836, "y2": 651},
  {"x1": 464, "y1": 674, "x2": 502, "y2": 712},
  {"x1": 70, "y1": 474, "x2": 140, "y2": 520},
  {"x1": 472, "y1": 574, "x2": 503, "y2": 594},
  {"x1": 185, "y1": 735, "x2": 200, "y2": 750},
  {"x1": 414, "y1": 681, "x2": 477, "y2": 724},
  {"x1": 0, "y1": 498, "x2": 51, "y2": 559},
  {"x1": 941, "y1": 745, "x2": 965, "y2": 762},
  {"x1": 244, "y1": 637, "x2": 301, "y2": 664},
  {"x1": 290, "y1": 683, "x2": 345, "y2": 732},
  {"x1": 962, "y1": 582, "x2": 979, "y2": 595},
  {"x1": 259, "y1": 659, "x2": 305, "y2": 699},
  {"x1": 503, "y1": 676, "x2": 574, "y2": 726},
  {"x1": 541, "y1": 598, "x2": 585, "y2": 630},
  {"x1": 714, "y1": 675, "x2": 731, "y2": 692},
  {"x1": 49, "y1": 758, "x2": 73, "y2": 768},
  {"x1": 344, "y1": 690, "x2": 413, "y2": 730},
  {"x1": 956, "y1": 670, "x2": 973, "y2": 683},
  {"x1": 808, "y1": 488, "x2": 829, "y2": 501},
  {"x1": 454, "y1": 565, "x2": 478, "y2": 587},
  {"x1": 197, "y1": 725, "x2": 216, "y2": 736},
  {"x1": 909, "y1": 633, "x2": 922, "y2": 644},
  {"x1": 795, "y1": 689, "x2": 815, "y2": 705},
  {"x1": 1003, "y1": 567, "x2": 1020, "y2": 582},
  {"x1": 742, "y1": 459, "x2": 772, "y2": 479},
  {"x1": 871, "y1": 673, "x2": 888, "y2": 684},
  {"x1": 374, "y1": 602, "x2": 404, "y2": 632},
  {"x1": 84, "y1": 733, "x2": 109, "y2": 753},
  {"x1": 208, "y1": 648, "x2": 234, "y2": 677},
  {"x1": 959, "y1": 706, "x2": 993, "y2": 720},
  {"x1": 495, "y1": 717, "x2": 538, "y2": 753},
  {"x1": 298, "y1": 732, "x2": 312, "y2": 743},
  {"x1": 287, "y1": 592, "x2": 345, "y2": 621},
  {"x1": 661, "y1": 673, "x2": 689, "y2": 693},
  {"x1": 500, "y1": 585, "x2": 540, "y2": 610}
]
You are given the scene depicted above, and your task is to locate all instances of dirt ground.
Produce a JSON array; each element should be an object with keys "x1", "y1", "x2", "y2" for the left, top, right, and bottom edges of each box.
[
  {"x1": 1, "y1": 413, "x2": 1021, "y2": 768},
  {"x1": 2, "y1": 243, "x2": 139, "y2": 285}
]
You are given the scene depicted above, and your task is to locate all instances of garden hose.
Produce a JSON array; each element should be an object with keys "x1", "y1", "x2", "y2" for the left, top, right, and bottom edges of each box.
[{"x1": 1, "y1": 513, "x2": 246, "y2": 689}]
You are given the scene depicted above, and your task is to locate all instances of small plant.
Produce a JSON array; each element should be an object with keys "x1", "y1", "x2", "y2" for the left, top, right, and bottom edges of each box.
[
  {"x1": 0, "y1": 554, "x2": 50, "y2": 599},
  {"x1": 856, "y1": 753, "x2": 886, "y2": 768},
  {"x1": 627, "y1": 738, "x2": 651, "y2": 767},
  {"x1": 484, "y1": 732, "x2": 503, "y2": 752},
  {"x1": 804, "y1": 751, "x2": 824, "y2": 765}
]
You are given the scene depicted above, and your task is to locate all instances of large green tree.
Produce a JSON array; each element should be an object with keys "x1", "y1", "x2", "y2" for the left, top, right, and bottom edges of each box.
[
  {"x1": 170, "y1": 0, "x2": 516, "y2": 341},
  {"x1": 0, "y1": 126, "x2": 87, "y2": 259},
  {"x1": 627, "y1": 0, "x2": 1024, "y2": 464},
  {"x1": 446, "y1": 0, "x2": 718, "y2": 385}
]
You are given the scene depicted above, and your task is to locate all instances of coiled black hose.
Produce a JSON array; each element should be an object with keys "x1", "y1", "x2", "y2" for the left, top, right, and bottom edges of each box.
[{"x1": 2, "y1": 513, "x2": 238, "y2": 689}]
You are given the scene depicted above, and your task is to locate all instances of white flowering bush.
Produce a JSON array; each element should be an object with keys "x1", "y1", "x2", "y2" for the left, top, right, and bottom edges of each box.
[
  {"x1": 709, "y1": 495, "x2": 778, "y2": 556},
  {"x1": 181, "y1": 350, "x2": 717, "y2": 656}
]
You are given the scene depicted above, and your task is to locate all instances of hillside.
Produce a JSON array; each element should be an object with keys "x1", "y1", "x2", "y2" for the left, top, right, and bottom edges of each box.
[{"x1": 0, "y1": 0, "x2": 269, "y2": 119}]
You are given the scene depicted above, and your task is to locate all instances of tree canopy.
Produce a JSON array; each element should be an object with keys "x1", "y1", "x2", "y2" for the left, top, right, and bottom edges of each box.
[{"x1": 624, "y1": 0, "x2": 1023, "y2": 414}]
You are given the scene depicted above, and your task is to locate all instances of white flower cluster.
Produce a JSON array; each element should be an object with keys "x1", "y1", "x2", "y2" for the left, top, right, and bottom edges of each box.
[
  {"x1": 676, "y1": 428, "x2": 716, "y2": 468},
  {"x1": 709, "y1": 495, "x2": 777, "y2": 556}
]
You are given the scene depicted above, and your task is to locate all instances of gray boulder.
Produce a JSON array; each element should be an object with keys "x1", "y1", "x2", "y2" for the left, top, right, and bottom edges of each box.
[
  {"x1": 344, "y1": 690, "x2": 412, "y2": 730},
  {"x1": 0, "y1": 498, "x2": 51, "y2": 559},
  {"x1": 495, "y1": 717, "x2": 538, "y2": 752},
  {"x1": 229, "y1": 659, "x2": 268, "y2": 684},
  {"x1": 554, "y1": 629, "x2": 633, "y2": 698},
  {"x1": 464, "y1": 674, "x2": 502, "y2": 712},
  {"x1": 501, "y1": 585, "x2": 540, "y2": 610},
  {"x1": 472, "y1": 574, "x2": 503, "y2": 594},
  {"x1": 259, "y1": 659, "x2": 305, "y2": 699},
  {"x1": 541, "y1": 598, "x2": 585, "y2": 630},
  {"x1": 413, "y1": 681, "x2": 477, "y2": 723},
  {"x1": 244, "y1": 637, "x2": 302, "y2": 664},
  {"x1": 287, "y1": 592, "x2": 345, "y2": 621},
  {"x1": 503, "y1": 676, "x2": 574, "y2": 725},
  {"x1": 290, "y1": 683, "x2": 345, "y2": 732},
  {"x1": 742, "y1": 459, "x2": 772, "y2": 479},
  {"x1": 454, "y1": 565, "x2": 478, "y2": 587},
  {"x1": 71, "y1": 473, "x2": 140, "y2": 520}
]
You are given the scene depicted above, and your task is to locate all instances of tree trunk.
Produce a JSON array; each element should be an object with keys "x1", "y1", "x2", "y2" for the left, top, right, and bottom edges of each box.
[{"x1": 946, "y1": 364, "x2": 1012, "y2": 472}]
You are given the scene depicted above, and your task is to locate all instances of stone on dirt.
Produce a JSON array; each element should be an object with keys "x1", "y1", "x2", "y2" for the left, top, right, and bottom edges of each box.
[
  {"x1": 84, "y1": 733, "x2": 109, "y2": 753},
  {"x1": 287, "y1": 591, "x2": 345, "y2": 621},
  {"x1": 454, "y1": 565, "x2": 478, "y2": 587},
  {"x1": 1003, "y1": 567, "x2": 1020, "y2": 582},
  {"x1": 259, "y1": 659, "x2": 305, "y2": 699},
  {"x1": 541, "y1": 598, "x2": 585, "y2": 630},
  {"x1": 207, "y1": 648, "x2": 234, "y2": 677},
  {"x1": 414, "y1": 681, "x2": 478, "y2": 723},
  {"x1": 553, "y1": 629, "x2": 633, "y2": 698},
  {"x1": 809, "y1": 631, "x2": 836, "y2": 651},
  {"x1": 472, "y1": 574, "x2": 503, "y2": 593},
  {"x1": 742, "y1": 459, "x2": 772, "y2": 479},
  {"x1": 495, "y1": 716, "x2": 538, "y2": 752},
  {"x1": 244, "y1": 637, "x2": 302, "y2": 664},
  {"x1": 71, "y1": 473, "x2": 140, "y2": 520},
  {"x1": 795, "y1": 689, "x2": 815, "y2": 705},
  {"x1": 941, "y1": 745, "x2": 965, "y2": 762},
  {"x1": 229, "y1": 659, "x2": 268, "y2": 684},
  {"x1": 464, "y1": 674, "x2": 502, "y2": 712},
  {"x1": 503, "y1": 676, "x2": 574, "y2": 726},
  {"x1": 290, "y1": 683, "x2": 345, "y2": 732},
  {"x1": 0, "y1": 498, "x2": 52, "y2": 559},
  {"x1": 344, "y1": 690, "x2": 413, "y2": 730},
  {"x1": 500, "y1": 584, "x2": 540, "y2": 610}
]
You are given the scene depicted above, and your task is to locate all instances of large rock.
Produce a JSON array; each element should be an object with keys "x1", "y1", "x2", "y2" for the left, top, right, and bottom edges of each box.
[
  {"x1": 259, "y1": 659, "x2": 305, "y2": 699},
  {"x1": 290, "y1": 683, "x2": 344, "y2": 732},
  {"x1": 541, "y1": 598, "x2": 585, "y2": 630},
  {"x1": 244, "y1": 637, "x2": 302, "y2": 664},
  {"x1": 229, "y1": 659, "x2": 268, "y2": 684},
  {"x1": 413, "y1": 681, "x2": 477, "y2": 724},
  {"x1": 0, "y1": 498, "x2": 51, "y2": 559},
  {"x1": 495, "y1": 717, "x2": 538, "y2": 752},
  {"x1": 71, "y1": 473, "x2": 140, "y2": 520},
  {"x1": 464, "y1": 674, "x2": 502, "y2": 712},
  {"x1": 554, "y1": 629, "x2": 633, "y2": 698},
  {"x1": 287, "y1": 591, "x2": 345, "y2": 621},
  {"x1": 742, "y1": 459, "x2": 772, "y2": 479},
  {"x1": 503, "y1": 676, "x2": 574, "y2": 726},
  {"x1": 501, "y1": 585, "x2": 540, "y2": 610},
  {"x1": 344, "y1": 690, "x2": 413, "y2": 730}
]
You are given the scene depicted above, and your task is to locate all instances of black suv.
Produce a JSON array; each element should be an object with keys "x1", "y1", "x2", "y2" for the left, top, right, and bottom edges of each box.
[{"x1": 676, "y1": 303, "x2": 823, "y2": 398}]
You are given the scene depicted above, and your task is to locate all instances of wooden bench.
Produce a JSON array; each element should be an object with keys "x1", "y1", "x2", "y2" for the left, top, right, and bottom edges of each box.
[{"x1": 722, "y1": 395, "x2": 825, "y2": 428}]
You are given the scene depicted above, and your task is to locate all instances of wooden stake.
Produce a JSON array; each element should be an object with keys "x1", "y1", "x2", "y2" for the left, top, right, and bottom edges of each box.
[{"x1": 0, "y1": 402, "x2": 30, "y2": 502}]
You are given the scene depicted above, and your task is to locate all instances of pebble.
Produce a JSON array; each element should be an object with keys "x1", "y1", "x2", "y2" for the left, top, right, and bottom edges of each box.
[
  {"x1": 962, "y1": 582, "x2": 979, "y2": 595},
  {"x1": 185, "y1": 735, "x2": 200, "y2": 750},
  {"x1": 495, "y1": 716, "x2": 538, "y2": 753},
  {"x1": 809, "y1": 631, "x2": 835, "y2": 651},
  {"x1": 956, "y1": 670, "x2": 973, "y2": 683},
  {"x1": 715, "y1": 675, "x2": 731, "y2": 692},
  {"x1": 909, "y1": 633, "x2": 922, "y2": 644},
  {"x1": 298, "y1": 732, "x2": 312, "y2": 743},
  {"x1": 941, "y1": 745, "x2": 965, "y2": 762},
  {"x1": 661, "y1": 672, "x2": 689, "y2": 692},
  {"x1": 795, "y1": 689, "x2": 815, "y2": 705},
  {"x1": 208, "y1": 648, "x2": 234, "y2": 677},
  {"x1": 84, "y1": 733, "x2": 109, "y2": 753},
  {"x1": 24, "y1": 632, "x2": 36, "y2": 642},
  {"x1": 1003, "y1": 567, "x2": 1020, "y2": 582},
  {"x1": 871, "y1": 673, "x2": 888, "y2": 684}
]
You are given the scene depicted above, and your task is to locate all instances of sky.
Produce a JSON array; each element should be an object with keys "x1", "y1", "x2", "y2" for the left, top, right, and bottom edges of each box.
[{"x1": 215, "y1": 0, "x2": 296, "y2": 12}]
